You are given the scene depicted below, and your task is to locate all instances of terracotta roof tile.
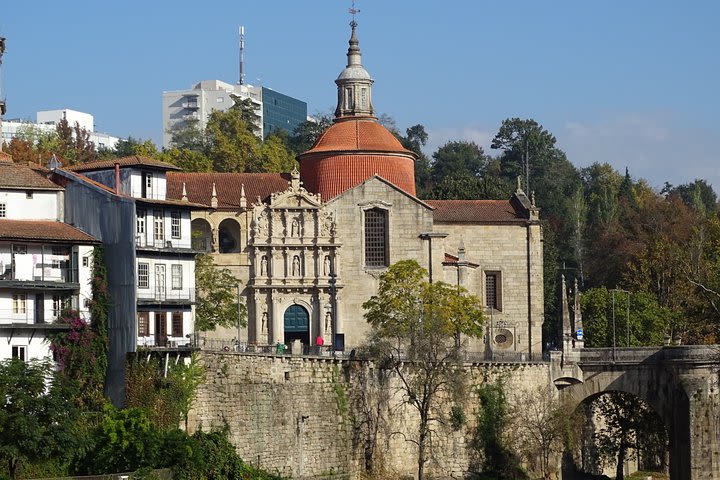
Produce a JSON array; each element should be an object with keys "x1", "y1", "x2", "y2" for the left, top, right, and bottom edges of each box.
[
  {"x1": 442, "y1": 252, "x2": 479, "y2": 267},
  {"x1": 66, "y1": 156, "x2": 181, "y2": 173},
  {"x1": 0, "y1": 160, "x2": 63, "y2": 190},
  {"x1": 166, "y1": 172, "x2": 290, "y2": 208},
  {"x1": 0, "y1": 220, "x2": 99, "y2": 243},
  {"x1": 427, "y1": 199, "x2": 527, "y2": 223},
  {"x1": 302, "y1": 118, "x2": 415, "y2": 156}
]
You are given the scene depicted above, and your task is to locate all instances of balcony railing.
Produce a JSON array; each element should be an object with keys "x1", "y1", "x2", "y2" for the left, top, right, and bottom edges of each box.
[
  {"x1": 137, "y1": 287, "x2": 195, "y2": 303},
  {"x1": 0, "y1": 265, "x2": 78, "y2": 284}
]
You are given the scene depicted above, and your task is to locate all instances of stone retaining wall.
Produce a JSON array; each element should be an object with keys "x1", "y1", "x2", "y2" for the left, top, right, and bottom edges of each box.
[{"x1": 188, "y1": 352, "x2": 553, "y2": 479}]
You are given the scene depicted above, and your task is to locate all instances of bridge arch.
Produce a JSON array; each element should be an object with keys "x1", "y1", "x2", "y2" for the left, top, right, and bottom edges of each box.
[{"x1": 556, "y1": 348, "x2": 700, "y2": 478}]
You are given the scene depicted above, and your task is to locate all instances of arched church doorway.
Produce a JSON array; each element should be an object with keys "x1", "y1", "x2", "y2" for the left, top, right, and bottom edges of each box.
[{"x1": 283, "y1": 304, "x2": 309, "y2": 346}]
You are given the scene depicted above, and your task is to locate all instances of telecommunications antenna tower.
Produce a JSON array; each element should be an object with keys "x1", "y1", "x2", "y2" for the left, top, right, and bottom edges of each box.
[{"x1": 238, "y1": 25, "x2": 245, "y2": 85}]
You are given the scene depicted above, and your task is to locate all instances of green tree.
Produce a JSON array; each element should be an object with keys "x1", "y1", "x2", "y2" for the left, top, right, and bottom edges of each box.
[
  {"x1": 205, "y1": 107, "x2": 260, "y2": 172},
  {"x1": 362, "y1": 259, "x2": 484, "y2": 480},
  {"x1": 474, "y1": 379, "x2": 527, "y2": 479},
  {"x1": 73, "y1": 404, "x2": 162, "y2": 475},
  {"x1": 580, "y1": 287, "x2": 670, "y2": 348},
  {"x1": 160, "y1": 147, "x2": 213, "y2": 172},
  {"x1": 589, "y1": 392, "x2": 667, "y2": 480},
  {"x1": 289, "y1": 112, "x2": 333, "y2": 154},
  {"x1": 0, "y1": 359, "x2": 81, "y2": 479},
  {"x1": 167, "y1": 118, "x2": 205, "y2": 153},
  {"x1": 112, "y1": 136, "x2": 160, "y2": 158},
  {"x1": 194, "y1": 254, "x2": 246, "y2": 331},
  {"x1": 257, "y1": 132, "x2": 297, "y2": 172}
]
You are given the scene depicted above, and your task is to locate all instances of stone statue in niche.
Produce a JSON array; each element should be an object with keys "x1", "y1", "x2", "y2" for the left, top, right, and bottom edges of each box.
[
  {"x1": 323, "y1": 255, "x2": 331, "y2": 276},
  {"x1": 321, "y1": 213, "x2": 332, "y2": 236},
  {"x1": 257, "y1": 211, "x2": 268, "y2": 236},
  {"x1": 260, "y1": 255, "x2": 268, "y2": 276},
  {"x1": 325, "y1": 311, "x2": 331, "y2": 330},
  {"x1": 291, "y1": 218, "x2": 300, "y2": 237},
  {"x1": 261, "y1": 312, "x2": 267, "y2": 332},
  {"x1": 292, "y1": 255, "x2": 301, "y2": 276}
]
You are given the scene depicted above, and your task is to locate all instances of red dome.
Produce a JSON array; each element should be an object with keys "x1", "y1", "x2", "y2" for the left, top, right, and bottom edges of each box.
[{"x1": 299, "y1": 117, "x2": 417, "y2": 200}]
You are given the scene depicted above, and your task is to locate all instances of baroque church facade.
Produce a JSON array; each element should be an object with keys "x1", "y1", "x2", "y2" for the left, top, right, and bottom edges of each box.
[{"x1": 168, "y1": 22, "x2": 544, "y2": 360}]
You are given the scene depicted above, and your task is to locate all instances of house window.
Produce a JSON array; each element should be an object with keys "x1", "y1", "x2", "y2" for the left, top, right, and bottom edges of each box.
[
  {"x1": 171, "y1": 264, "x2": 182, "y2": 290},
  {"x1": 12, "y1": 294, "x2": 27, "y2": 314},
  {"x1": 137, "y1": 210, "x2": 146, "y2": 235},
  {"x1": 138, "y1": 263, "x2": 149, "y2": 288},
  {"x1": 171, "y1": 311, "x2": 183, "y2": 337},
  {"x1": 171, "y1": 212, "x2": 181, "y2": 238},
  {"x1": 11, "y1": 346, "x2": 26, "y2": 362},
  {"x1": 51, "y1": 246, "x2": 65, "y2": 269},
  {"x1": 485, "y1": 271, "x2": 502, "y2": 311},
  {"x1": 53, "y1": 295, "x2": 69, "y2": 318},
  {"x1": 0, "y1": 203, "x2": 6, "y2": 217},
  {"x1": 364, "y1": 208, "x2": 388, "y2": 268},
  {"x1": 82, "y1": 256, "x2": 90, "y2": 268},
  {"x1": 153, "y1": 211, "x2": 164, "y2": 241},
  {"x1": 26, "y1": 191, "x2": 33, "y2": 199},
  {"x1": 137, "y1": 312, "x2": 150, "y2": 336},
  {"x1": 142, "y1": 172, "x2": 153, "y2": 198},
  {"x1": 12, "y1": 244, "x2": 27, "y2": 254}
]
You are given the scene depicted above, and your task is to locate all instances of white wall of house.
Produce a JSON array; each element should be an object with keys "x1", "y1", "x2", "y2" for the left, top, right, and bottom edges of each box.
[
  {"x1": 128, "y1": 169, "x2": 167, "y2": 200},
  {"x1": 0, "y1": 332, "x2": 52, "y2": 362},
  {"x1": 0, "y1": 190, "x2": 59, "y2": 220}
]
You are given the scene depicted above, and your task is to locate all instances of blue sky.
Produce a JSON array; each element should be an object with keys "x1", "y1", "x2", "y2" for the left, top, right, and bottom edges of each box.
[{"x1": 2, "y1": 1, "x2": 719, "y2": 191}]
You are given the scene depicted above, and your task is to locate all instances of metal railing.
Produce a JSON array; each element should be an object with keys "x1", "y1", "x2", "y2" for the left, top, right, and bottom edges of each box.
[
  {"x1": 0, "y1": 265, "x2": 78, "y2": 283},
  {"x1": 136, "y1": 287, "x2": 195, "y2": 302}
]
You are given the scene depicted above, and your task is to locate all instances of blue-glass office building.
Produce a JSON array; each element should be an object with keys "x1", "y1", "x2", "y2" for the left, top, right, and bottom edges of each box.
[{"x1": 262, "y1": 87, "x2": 307, "y2": 139}]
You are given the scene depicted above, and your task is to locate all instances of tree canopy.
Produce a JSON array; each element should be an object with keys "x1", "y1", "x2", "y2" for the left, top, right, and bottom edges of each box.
[{"x1": 363, "y1": 259, "x2": 484, "y2": 480}]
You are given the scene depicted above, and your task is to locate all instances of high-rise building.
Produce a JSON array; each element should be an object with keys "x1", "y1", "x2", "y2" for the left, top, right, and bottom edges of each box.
[
  {"x1": 261, "y1": 87, "x2": 307, "y2": 140},
  {"x1": 162, "y1": 80, "x2": 263, "y2": 149},
  {"x1": 161, "y1": 80, "x2": 306, "y2": 148}
]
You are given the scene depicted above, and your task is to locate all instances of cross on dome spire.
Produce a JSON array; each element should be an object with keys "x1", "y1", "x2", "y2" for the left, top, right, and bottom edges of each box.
[{"x1": 334, "y1": 9, "x2": 374, "y2": 120}]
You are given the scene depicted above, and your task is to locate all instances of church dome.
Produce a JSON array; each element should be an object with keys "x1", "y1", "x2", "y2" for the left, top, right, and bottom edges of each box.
[
  {"x1": 307, "y1": 117, "x2": 412, "y2": 154},
  {"x1": 298, "y1": 21, "x2": 417, "y2": 201},
  {"x1": 299, "y1": 117, "x2": 417, "y2": 200}
]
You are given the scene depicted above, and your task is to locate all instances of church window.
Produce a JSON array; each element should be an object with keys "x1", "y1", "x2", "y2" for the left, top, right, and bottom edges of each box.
[
  {"x1": 485, "y1": 271, "x2": 502, "y2": 311},
  {"x1": 345, "y1": 87, "x2": 352, "y2": 109},
  {"x1": 364, "y1": 208, "x2": 388, "y2": 268}
]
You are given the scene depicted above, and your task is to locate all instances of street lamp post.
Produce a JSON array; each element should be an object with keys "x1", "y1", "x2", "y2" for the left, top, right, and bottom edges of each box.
[{"x1": 328, "y1": 268, "x2": 337, "y2": 355}]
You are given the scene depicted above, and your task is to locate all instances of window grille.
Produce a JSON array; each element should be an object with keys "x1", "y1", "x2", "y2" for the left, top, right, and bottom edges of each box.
[
  {"x1": 365, "y1": 208, "x2": 388, "y2": 268},
  {"x1": 138, "y1": 263, "x2": 149, "y2": 288}
]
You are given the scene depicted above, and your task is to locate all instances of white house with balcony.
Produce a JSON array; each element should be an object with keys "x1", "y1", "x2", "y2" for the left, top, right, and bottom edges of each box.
[
  {"x1": 0, "y1": 157, "x2": 99, "y2": 362},
  {"x1": 59, "y1": 156, "x2": 202, "y2": 351}
]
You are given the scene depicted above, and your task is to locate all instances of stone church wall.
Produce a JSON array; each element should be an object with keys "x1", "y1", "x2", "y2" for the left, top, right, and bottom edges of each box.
[
  {"x1": 327, "y1": 177, "x2": 436, "y2": 348},
  {"x1": 438, "y1": 222, "x2": 544, "y2": 359},
  {"x1": 188, "y1": 351, "x2": 552, "y2": 479}
]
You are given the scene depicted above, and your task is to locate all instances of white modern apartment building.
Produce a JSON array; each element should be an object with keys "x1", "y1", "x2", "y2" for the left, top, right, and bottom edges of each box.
[
  {"x1": 162, "y1": 80, "x2": 263, "y2": 148},
  {"x1": 2, "y1": 109, "x2": 120, "y2": 151}
]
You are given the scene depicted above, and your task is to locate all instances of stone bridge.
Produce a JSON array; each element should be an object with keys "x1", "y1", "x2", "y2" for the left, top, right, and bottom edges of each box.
[{"x1": 551, "y1": 345, "x2": 720, "y2": 479}]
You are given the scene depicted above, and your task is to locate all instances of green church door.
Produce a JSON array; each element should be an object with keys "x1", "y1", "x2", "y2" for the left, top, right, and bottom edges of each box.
[{"x1": 284, "y1": 304, "x2": 309, "y2": 347}]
